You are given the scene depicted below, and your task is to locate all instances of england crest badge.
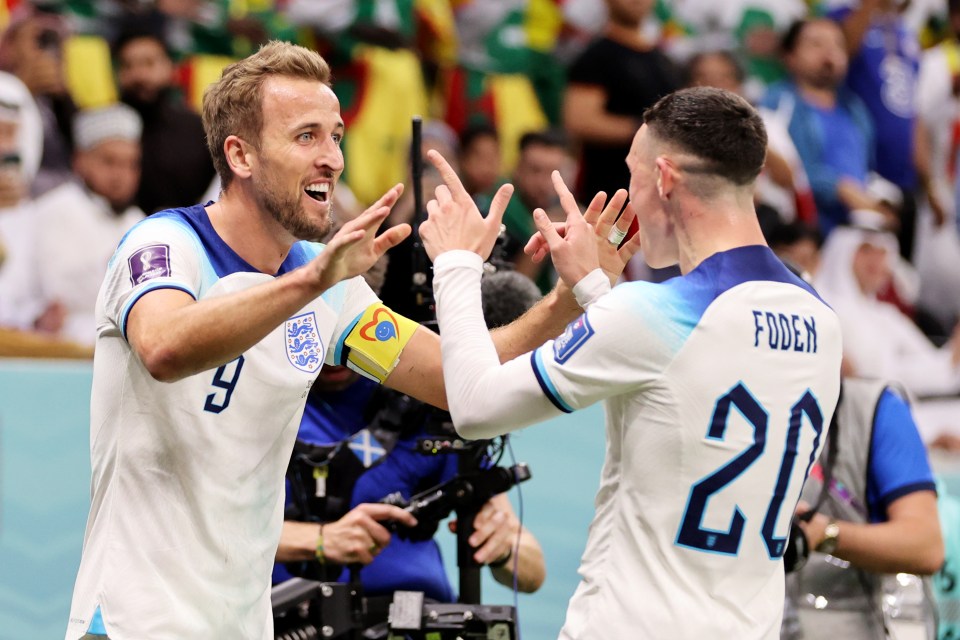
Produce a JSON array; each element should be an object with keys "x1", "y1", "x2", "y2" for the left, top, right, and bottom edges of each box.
[{"x1": 285, "y1": 312, "x2": 324, "y2": 373}]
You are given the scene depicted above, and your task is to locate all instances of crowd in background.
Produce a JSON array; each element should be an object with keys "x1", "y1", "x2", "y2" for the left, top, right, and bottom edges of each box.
[{"x1": 0, "y1": 0, "x2": 958, "y2": 395}]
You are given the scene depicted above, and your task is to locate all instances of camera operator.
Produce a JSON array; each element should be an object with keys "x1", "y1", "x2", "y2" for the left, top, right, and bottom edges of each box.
[
  {"x1": 783, "y1": 377, "x2": 943, "y2": 640},
  {"x1": 274, "y1": 269, "x2": 546, "y2": 610}
]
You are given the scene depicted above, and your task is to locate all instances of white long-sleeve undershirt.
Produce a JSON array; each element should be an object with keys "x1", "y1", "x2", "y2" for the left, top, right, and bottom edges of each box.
[{"x1": 433, "y1": 250, "x2": 609, "y2": 439}]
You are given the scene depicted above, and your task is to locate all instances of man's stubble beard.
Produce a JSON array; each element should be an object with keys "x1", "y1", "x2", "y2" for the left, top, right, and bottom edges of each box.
[{"x1": 255, "y1": 160, "x2": 332, "y2": 242}]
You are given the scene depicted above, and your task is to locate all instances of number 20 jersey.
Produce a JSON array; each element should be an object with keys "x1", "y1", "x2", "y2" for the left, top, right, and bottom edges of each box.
[
  {"x1": 533, "y1": 246, "x2": 842, "y2": 640},
  {"x1": 65, "y1": 204, "x2": 377, "y2": 640}
]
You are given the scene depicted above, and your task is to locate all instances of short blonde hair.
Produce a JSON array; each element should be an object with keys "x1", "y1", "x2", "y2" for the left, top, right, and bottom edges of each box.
[{"x1": 201, "y1": 41, "x2": 331, "y2": 189}]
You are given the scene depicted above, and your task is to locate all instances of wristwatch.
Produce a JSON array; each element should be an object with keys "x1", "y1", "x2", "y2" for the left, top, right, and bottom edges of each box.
[{"x1": 816, "y1": 520, "x2": 841, "y2": 555}]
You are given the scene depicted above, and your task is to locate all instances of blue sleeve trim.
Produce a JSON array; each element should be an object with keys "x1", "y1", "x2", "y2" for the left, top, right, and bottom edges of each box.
[
  {"x1": 334, "y1": 309, "x2": 364, "y2": 365},
  {"x1": 120, "y1": 283, "x2": 197, "y2": 340},
  {"x1": 531, "y1": 349, "x2": 574, "y2": 413},
  {"x1": 877, "y1": 481, "x2": 938, "y2": 514}
]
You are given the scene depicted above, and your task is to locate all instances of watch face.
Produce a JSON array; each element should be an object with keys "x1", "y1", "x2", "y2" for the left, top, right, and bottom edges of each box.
[{"x1": 817, "y1": 523, "x2": 840, "y2": 554}]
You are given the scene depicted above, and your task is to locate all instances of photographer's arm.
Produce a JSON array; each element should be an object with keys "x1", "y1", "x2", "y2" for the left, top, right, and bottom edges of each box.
[
  {"x1": 472, "y1": 494, "x2": 545, "y2": 593},
  {"x1": 798, "y1": 490, "x2": 943, "y2": 575},
  {"x1": 276, "y1": 504, "x2": 417, "y2": 565}
]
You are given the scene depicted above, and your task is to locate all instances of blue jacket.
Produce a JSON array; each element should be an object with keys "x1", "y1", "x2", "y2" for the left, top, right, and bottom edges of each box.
[{"x1": 760, "y1": 81, "x2": 876, "y2": 235}]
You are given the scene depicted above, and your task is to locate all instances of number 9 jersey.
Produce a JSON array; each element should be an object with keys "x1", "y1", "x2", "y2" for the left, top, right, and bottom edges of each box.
[{"x1": 65, "y1": 205, "x2": 404, "y2": 640}]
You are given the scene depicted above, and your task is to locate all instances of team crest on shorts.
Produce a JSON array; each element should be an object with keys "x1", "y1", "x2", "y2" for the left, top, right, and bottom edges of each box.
[
  {"x1": 285, "y1": 312, "x2": 323, "y2": 373},
  {"x1": 553, "y1": 315, "x2": 594, "y2": 364}
]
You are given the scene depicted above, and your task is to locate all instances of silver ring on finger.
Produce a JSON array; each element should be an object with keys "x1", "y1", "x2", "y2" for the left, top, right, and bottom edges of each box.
[{"x1": 607, "y1": 227, "x2": 627, "y2": 246}]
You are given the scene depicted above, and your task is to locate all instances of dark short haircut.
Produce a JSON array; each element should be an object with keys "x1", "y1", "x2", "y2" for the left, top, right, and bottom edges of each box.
[
  {"x1": 518, "y1": 128, "x2": 569, "y2": 154},
  {"x1": 202, "y1": 41, "x2": 331, "y2": 189},
  {"x1": 111, "y1": 13, "x2": 174, "y2": 60},
  {"x1": 781, "y1": 19, "x2": 813, "y2": 55},
  {"x1": 459, "y1": 121, "x2": 499, "y2": 153},
  {"x1": 951, "y1": 0, "x2": 960, "y2": 15},
  {"x1": 642, "y1": 87, "x2": 767, "y2": 186}
]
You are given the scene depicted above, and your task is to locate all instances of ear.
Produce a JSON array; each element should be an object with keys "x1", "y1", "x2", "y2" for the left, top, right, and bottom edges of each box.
[
  {"x1": 224, "y1": 135, "x2": 253, "y2": 180},
  {"x1": 654, "y1": 156, "x2": 677, "y2": 200}
]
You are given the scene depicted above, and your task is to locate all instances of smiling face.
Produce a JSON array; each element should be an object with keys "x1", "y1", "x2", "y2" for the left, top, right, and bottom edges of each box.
[{"x1": 250, "y1": 76, "x2": 344, "y2": 241}]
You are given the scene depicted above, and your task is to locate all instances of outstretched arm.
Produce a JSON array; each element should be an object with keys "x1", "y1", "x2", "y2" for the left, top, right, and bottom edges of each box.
[
  {"x1": 129, "y1": 188, "x2": 410, "y2": 382},
  {"x1": 413, "y1": 154, "x2": 636, "y2": 436},
  {"x1": 383, "y1": 153, "x2": 638, "y2": 412},
  {"x1": 797, "y1": 491, "x2": 943, "y2": 575},
  {"x1": 277, "y1": 503, "x2": 418, "y2": 565}
]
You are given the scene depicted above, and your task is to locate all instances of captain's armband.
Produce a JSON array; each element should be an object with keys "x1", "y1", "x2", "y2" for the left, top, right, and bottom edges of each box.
[{"x1": 339, "y1": 303, "x2": 419, "y2": 382}]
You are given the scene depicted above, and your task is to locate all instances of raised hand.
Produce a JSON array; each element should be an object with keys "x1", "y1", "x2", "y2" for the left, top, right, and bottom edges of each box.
[
  {"x1": 531, "y1": 175, "x2": 600, "y2": 289},
  {"x1": 525, "y1": 178, "x2": 641, "y2": 284},
  {"x1": 418, "y1": 150, "x2": 514, "y2": 261},
  {"x1": 313, "y1": 184, "x2": 410, "y2": 291}
]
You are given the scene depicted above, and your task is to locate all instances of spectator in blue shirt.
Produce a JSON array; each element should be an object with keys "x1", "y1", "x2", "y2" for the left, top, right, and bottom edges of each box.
[{"x1": 761, "y1": 18, "x2": 894, "y2": 237}]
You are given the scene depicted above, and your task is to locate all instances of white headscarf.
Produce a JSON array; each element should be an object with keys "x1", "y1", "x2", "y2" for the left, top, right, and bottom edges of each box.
[{"x1": 814, "y1": 218, "x2": 960, "y2": 397}]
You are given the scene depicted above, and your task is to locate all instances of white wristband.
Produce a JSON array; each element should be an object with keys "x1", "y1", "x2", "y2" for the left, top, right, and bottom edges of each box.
[{"x1": 572, "y1": 269, "x2": 611, "y2": 309}]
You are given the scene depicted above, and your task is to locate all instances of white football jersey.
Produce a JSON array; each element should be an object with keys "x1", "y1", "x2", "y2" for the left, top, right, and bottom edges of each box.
[
  {"x1": 65, "y1": 205, "x2": 377, "y2": 640},
  {"x1": 533, "y1": 246, "x2": 842, "y2": 640}
]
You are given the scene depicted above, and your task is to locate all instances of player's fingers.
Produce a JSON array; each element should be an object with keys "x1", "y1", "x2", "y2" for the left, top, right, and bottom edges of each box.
[
  {"x1": 427, "y1": 150, "x2": 471, "y2": 202},
  {"x1": 551, "y1": 171, "x2": 585, "y2": 226},
  {"x1": 524, "y1": 221, "x2": 567, "y2": 258},
  {"x1": 326, "y1": 229, "x2": 366, "y2": 256},
  {"x1": 434, "y1": 184, "x2": 453, "y2": 206},
  {"x1": 533, "y1": 208, "x2": 564, "y2": 251},
  {"x1": 582, "y1": 191, "x2": 607, "y2": 227},
  {"x1": 374, "y1": 223, "x2": 411, "y2": 254},
  {"x1": 486, "y1": 183, "x2": 514, "y2": 233},
  {"x1": 345, "y1": 205, "x2": 391, "y2": 236},
  {"x1": 596, "y1": 189, "x2": 629, "y2": 239},
  {"x1": 618, "y1": 218, "x2": 643, "y2": 261},
  {"x1": 368, "y1": 183, "x2": 404, "y2": 213}
]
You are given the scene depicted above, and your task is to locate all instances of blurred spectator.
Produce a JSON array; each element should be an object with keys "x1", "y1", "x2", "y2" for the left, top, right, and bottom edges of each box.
[
  {"x1": 564, "y1": 0, "x2": 680, "y2": 202},
  {"x1": 913, "y1": 0, "x2": 960, "y2": 331},
  {"x1": 114, "y1": 24, "x2": 216, "y2": 214},
  {"x1": 762, "y1": 18, "x2": 893, "y2": 237},
  {"x1": 440, "y1": 0, "x2": 549, "y2": 171},
  {"x1": 767, "y1": 220, "x2": 823, "y2": 279},
  {"x1": 666, "y1": 0, "x2": 808, "y2": 100},
  {"x1": 0, "y1": 71, "x2": 44, "y2": 332},
  {"x1": 827, "y1": 0, "x2": 922, "y2": 259},
  {"x1": 687, "y1": 50, "x2": 817, "y2": 228},
  {"x1": 33, "y1": 104, "x2": 144, "y2": 347},
  {"x1": 814, "y1": 212, "x2": 960, "y2": 397},
  {"x1": 476, "y1": 129, "x2": 575, "y2": 290},
  {"x1": 0, "y1": 5, "x2": 77, "y2": 197},
  {"x1": 458, "y1": 122, "x2": 502, "y2": 199},
  {"x1": 783, "y1": 378, "x2": 942, "y2": 640}
]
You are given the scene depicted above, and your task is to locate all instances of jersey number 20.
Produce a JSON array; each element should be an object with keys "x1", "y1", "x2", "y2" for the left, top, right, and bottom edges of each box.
[{"x1": 676, "y1": 383, "x2": 824, "y2": 558}]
